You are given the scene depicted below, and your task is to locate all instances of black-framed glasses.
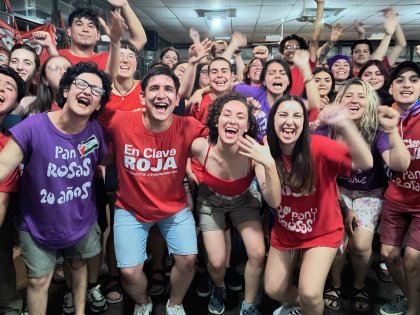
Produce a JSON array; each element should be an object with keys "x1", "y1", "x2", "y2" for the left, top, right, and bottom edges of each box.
[
  {"x1": 284, "y1": 45, "x2": 300, "y2": 51},
  {"x1": 73, "y1": 78, "x2": 105, "y2": 96}
]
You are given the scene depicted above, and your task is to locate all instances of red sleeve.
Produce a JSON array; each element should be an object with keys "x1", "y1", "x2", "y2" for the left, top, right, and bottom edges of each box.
[{"x1": 0, "y1": 168, "x2": 19, "y2": 193}]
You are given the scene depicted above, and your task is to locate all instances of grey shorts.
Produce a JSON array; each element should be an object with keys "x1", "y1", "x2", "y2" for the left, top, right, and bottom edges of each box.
[
  {"x1": 197, "y1": 184, "x2": 262, "y2": 232},
  {"x1": 19, "y1": 222, "x2": 101, "y2": 278}
]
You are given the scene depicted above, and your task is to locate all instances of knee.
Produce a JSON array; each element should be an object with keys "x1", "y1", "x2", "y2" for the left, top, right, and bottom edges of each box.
[
  {"x1": 264, "y1": 275, "x2": 287, "y2": 301},
  {"x1": 68, "y1": 258, "x2": 87, "y2": 269},
  {"x1": 27, "y1": 275, "x2": 51, "y2": 289},
  {"x1": 174, "y1": 254, "x2": 196, "y2": 272},
  {"x1": 207, "y1": 255, "x2": 226, "y2": 272},
  {"x1": 381, "y1": 246, "x2": 401, "y2": 266},
  {"x1": 298, "y1": 286, "x2": 322, "y2": 307},
  {"x1": 403, "y1": 250, "x2": 420, "y2": 275},
  {"x1": 120, "y1": 266, "x2": 142, "y2": 284},
  {"x1": 247, "y1": 247, "x2": 266, "y2": 265}
]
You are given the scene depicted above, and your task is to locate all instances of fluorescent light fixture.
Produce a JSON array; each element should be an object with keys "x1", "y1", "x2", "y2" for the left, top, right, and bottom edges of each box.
[{"x1": 212, "y1": 18, "x2": 222, "y2": 27}]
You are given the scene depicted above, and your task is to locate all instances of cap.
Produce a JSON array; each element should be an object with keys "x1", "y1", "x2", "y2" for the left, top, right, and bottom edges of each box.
[{"x1": 390, "y1": 60, "x2": 420, "y2": 82}]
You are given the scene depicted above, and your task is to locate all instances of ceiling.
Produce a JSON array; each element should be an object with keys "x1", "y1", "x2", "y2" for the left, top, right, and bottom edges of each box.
[
  {"x1": 129, "y1": 0, "x2": 420, "y2": 44},
  {"x1": 6, "y1": 0, "x2": 420, "y2": 45}
]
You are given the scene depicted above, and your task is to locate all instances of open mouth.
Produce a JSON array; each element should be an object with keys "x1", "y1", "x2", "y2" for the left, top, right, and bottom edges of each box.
[
  {"x1": 400, "y1": 91, "x2": 413, "y2": 97},
  {"x1": 282, "y1": 127, "x2": 295, "y2": 136},
  {"x1": 0, "y1": 95, "x2": 5, "y2": 104},
  {"x1": 76, "y1": 96, "x2": 91, "y2": 107},
  {"x1": 225, "y1": 127, "x2": 238, "y2": 136},
  {"x1": 348, "y1": 105, "x2": 360, "y2": 112},
  {"x1": 214, "y1": 79, "x2": 227, "y2": 87},
  {"x1": 154, "y1": 102, "x2": 169, "y2": 112},
  {"x1": 272, "y1": 81, "x2": 283, "y2": 89},
  {"x1": 120, "y1": 65, "x2": 130, "y2": 70}
]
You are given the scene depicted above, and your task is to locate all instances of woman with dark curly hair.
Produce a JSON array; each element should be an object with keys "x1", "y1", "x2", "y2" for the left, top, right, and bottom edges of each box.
[{"x1": 190, "y1": 92, "x2": 281, "y2": 315}]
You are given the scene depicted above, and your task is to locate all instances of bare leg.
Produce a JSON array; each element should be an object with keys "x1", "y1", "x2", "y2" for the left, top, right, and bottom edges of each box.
[
  {"x1": 168, "y1": 254, "x2": 196, "y2": 306},
  {"x1": 203, "y1": 230, "x2": 227, "y2": 287},
  {"x1": 403, "y1": 247, "x2": 420, "y2": 315},
  {"x1": 120, "y1": 264, "x2": 149, "y2": 305},
  {"x1": 26, "y1": 272, "x2": 53, "y2": 315},
  {"x1": 299, "y1": 247, "x2": 337, "y2": 315},
  {"x1": 381, "y1": 244, "x2": 408, "y2": 294},
  {"x1": 67, "y1": 258, "x2": 88, "y2": 315},
  {"x1": 237, "y1": 221, "x2": 265, "y2": 304},
  {"x1": 88, "y1": 253, "x2": 102, "y2": 284}
]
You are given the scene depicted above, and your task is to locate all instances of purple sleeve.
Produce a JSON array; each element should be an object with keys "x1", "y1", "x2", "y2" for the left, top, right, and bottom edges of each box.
[
  {"x1": 314, "y1": 125, "x2": 330, "y2": 137},
  {"x1": 375, "y1": 130, "x2": 391, "y2": 154},
  {"x1": 233, "y1": 83, "x2": 263, "y2": 99}
]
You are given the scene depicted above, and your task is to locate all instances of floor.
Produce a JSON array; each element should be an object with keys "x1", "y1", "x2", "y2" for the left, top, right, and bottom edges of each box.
[{"x1": 14, "y1": 244, "x2": 403, "y2": 315}]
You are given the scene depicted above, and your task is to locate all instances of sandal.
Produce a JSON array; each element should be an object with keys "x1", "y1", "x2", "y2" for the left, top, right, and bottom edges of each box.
[
  {"x1": 352, "y1": 285, "x2": 370, "y2": 312},
  {"x1": 105, "y1": 276, "x2": 123, "y2": 304},
  {"x1": 323, "y1": 286, "x2": 341, "y2": 311},
  {"x1": 148, "y1": 269, "x2": 165, "y2": 296}
]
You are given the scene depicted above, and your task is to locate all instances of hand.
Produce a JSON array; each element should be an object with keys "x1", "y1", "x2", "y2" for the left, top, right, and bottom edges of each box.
[
  {"x1": 318, "y1": 104, "x2": 350, "y2": 128},
  {"x1": 320, "y1": 96, "x2": 330, "y2": 110},
  {"x1": 188, "y1": 89, "x2": 205, "y2": 111},
  {"x1": 108, "y1": 10, "x2": 128, "y2": 42},
  {"x1": 32, "y1": 31, "x2": 53, "y2": 47},
  {"x1": 416, "y1": 45, "x2": 420, "y2": 57},
  {"x1": 378, "y1": 106, "x2": 400, "y2": 133},
  {"x1": 98, "y1": 17, "x2": 111, "y2": 37},
  {"x1": 383, "y1": 8, "x2": 398, "y2": 36},
  {"x1": 230, "y1": 32, "x2": 247, "y2": 49},
  {"x1": 292, "y1": 49, "x2": 310, "y2": 69},
  {"x1": 189, "y1": 28, "x2": 200, "y2": 45},
  {"x1": 344, "y1": 209, "x2": 357, "y2": 236},
  {"x1": 252, "y1": 45, "x2": 269, "y2": 60},
  {"x1": 352, "y1": 19, "x2": 365, "y2": 36},
  {"x1": 188, "y1": 38, "x2": 212, "y2": 64},
  {"x1": 106, "y1": 0, "x2": 128, "y2": 8},
  {"x1": 238, "y1": 135, "x2": 275, "y2": 169},
  {"x1": 247, "y1": 97, "x2": 262, "y2": 118},
  {"x1": 309, "y1": 119, "x2": 321, "y2": 133},
  {"x1": 330, "y1": 24, "x2": 343, "y2": 43}
]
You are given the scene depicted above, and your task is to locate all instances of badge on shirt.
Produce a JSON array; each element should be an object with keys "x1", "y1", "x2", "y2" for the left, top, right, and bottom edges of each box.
[{"x1": 78, "y1": 135, "x2": 99, "y2": 157}]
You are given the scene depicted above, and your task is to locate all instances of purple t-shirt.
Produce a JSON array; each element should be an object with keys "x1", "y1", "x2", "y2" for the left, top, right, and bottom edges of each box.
[
  {"x1": 234, "y1": 83, "x2": 271, "y2": 141},
  {"x1": 315, "y1": 125, "x2": 390, "y2": 190},
  {"x1": 10, "y1": 113, "x2": 107, "y2": 250}
]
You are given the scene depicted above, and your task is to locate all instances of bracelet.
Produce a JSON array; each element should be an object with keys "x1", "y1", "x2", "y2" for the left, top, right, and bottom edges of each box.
[{"x1": 304, "y1": 74, "x2": 314, "y2": 85}]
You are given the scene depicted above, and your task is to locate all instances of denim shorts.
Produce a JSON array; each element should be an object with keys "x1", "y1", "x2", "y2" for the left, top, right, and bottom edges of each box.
[
  {"x1": 19, "y1": 222, "x2": 101, "y2": 278},
  {"x1": 114, "y1": 207, "x2": 197, "y2": 268}
]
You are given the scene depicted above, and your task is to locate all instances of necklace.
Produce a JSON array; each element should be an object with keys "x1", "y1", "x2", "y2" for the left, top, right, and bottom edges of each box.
[{"x1": 113, "y1": 80, "x2": 135, "y2": 101}]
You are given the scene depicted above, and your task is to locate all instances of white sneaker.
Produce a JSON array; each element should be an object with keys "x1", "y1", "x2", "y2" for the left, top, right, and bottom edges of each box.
[
  {"x1": 166, "y1": 299, "x2": 186, "y2": 315},
  {"x1": 133, "y1": 300, "x2": 153, "y2": 315},
  {"x1": 273, "y1": 304, "x2": 301, "y2": 315},
  {"x1": 62, "y1": 291, "x2": 75, "y2": 315},
  {"x1": 87, "y1": 284, "x2": 107, "y2": 313}
]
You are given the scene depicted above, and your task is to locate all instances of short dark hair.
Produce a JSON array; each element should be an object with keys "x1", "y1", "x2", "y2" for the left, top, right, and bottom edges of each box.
[
  {"x1": 206, "y1": 92, "x2": 258, "y2": 144},
  {"x1": 260, "y1": 58, "x2": 292, "y2": 95},
  {"x1": 68, "y1": 7, "x2": 100, "y2": 30},
  {"x1": 351, "y1": 40, "x2": 373, "y2": 55},
  {"x1": 10, "y1": 44, "x2": 40, "y2": 71},
  {"x1": 0, "y1": 66, "x2": 26, "y2": 103},
  {"x1": 279, "y1": 35, "x2": 308, "y2": 54},
  {"x1": 208, "y1": 57, "x2": 233, "y2": 73},
  {"x1": 141, "y1": 66, "x2": 180, "y2": 94},
  {"x1": 159, "y1": 47, "x2": 179, "y2": 64},
  {"x1": 121, "y1": 40, "x2": 138, "y2": 55},
  {"x1": 56, "y1": 62, "x2": 111, "y2": 118}
]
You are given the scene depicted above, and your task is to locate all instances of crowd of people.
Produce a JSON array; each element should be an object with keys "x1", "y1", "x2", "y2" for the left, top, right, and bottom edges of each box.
[{"x1": 0, "y1": 0, "x2": 419, "y2": 315}]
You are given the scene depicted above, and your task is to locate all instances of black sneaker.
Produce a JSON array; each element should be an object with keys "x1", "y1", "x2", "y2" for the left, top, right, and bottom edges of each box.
[
  {"x1": 208, "y1": 286, "x2": 226, "y2": 314},
  {"x1": 196, "y1": 272, "x2": 212, "y2": 297},
  {"x1": 225, "y1": 267, "x2": 243, "y2": 291}
]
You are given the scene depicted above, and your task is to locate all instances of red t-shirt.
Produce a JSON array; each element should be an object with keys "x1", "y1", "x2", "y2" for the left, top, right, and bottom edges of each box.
[
  {"x1": 384, "y1": 112, "x2": 420, "y2": 208},
  {"x1": 58, "y1": 49, "x2": 109, "y2": 70},
  {"x1": 270, "y1": 135, "x2": 352, "y2": 250},
  {"x1": 0, "y1": 133, "x2": 19, "y2": 193},
  {"x1": 107, "y1": 81, "x2": 145, "y2": 112},
  {"x1": 99, "y1": 110, "x2": 207, "y2": 221},
  {"x1": 289, "y1": 60, "x2": 316, "y2": 97},
  {"x1": 190, "y1": 93, "x2": 214, "y2": 125}
]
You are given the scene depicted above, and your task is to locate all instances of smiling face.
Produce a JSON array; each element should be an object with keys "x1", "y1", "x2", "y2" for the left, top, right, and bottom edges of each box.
[
  {"x1": 0, "y1": 73, "x2": 19, "y2": 116},
  {"x1": 389, "y1": 69, "x2": 420, "y2": 108},
  {"x1": 118, "y1": 48, "x2": 137, "y2": 79},
  {"x1": 282, "y1": 39, "x2": 300, "y2": 64},
  {"x1": 217, "y1": 100, "x2": 249, "y2": 145},
  {"x1": 263, "y1": 62, "x2": 289, "y2": 97},
  {"x1": 68, "y1": 17, "x2": 100, "y2": 49},
  {"x1": 314, "y1": 71, "x2": 333, "y2": 97},
  {"x1": 248, "y1": 58, "x2": 263, "y2": 85},
  {"x1": 199, "y1": 64, "x2": 209, "y2": 88},
  {"x1": 209, "y1": 59, "x2": 233, "y2": 96},
  {"x1": 173, "y1": 62, "x2": 188, "y2": 83},
  {"x1": 161, "y1": 50, "x2": 178, "y2": 69},
  {"x1": 352, "y1": 43, "x2": 371, "y2": 67},
  {"x1": 64, "y1": 72, "x2": 102, "y2": 117},
  {"x1": 9, "y1": 48, "x2": 37, "y2": 84},
  {"x1": 331, "y1": 59, "x2": 350, "y2": 81},
  {"x1": 274, "y1": 100, "x2": 304, "y2": 154},
  {"x1": 361, "y1": 64, "x2": 385, "y2": 91},
  {"x1": 339, "y1": 84, "x2": 366, "y2": 121},
  {"x1": 141, "y1": 74, "x2": 179, "y2": 123},
  {"x1": 45, "y1": 56, "x2": 71, "y2": 92}
]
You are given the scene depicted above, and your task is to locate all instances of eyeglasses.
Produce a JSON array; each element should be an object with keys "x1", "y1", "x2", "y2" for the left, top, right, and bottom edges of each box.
[
  {"x1": 73, "y1": 78, "x2": 105, "y2": 96},
  {"x1": 284, "y1": 45, "x2": 300, "y2": 51}
]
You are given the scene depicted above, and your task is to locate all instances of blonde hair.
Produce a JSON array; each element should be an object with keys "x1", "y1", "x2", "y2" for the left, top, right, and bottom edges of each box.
[{"x1": 335, "y1": 78, "x2": 379, "y2": 145}]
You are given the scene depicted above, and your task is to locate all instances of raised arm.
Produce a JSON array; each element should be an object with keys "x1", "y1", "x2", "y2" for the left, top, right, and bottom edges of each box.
[
  {"x1": 319, "y1": 105, "x2": 373, "y2": 170},
  {"x1": 352, "y1": 20, "x2": 366, "y2": 40},
  {"x1": 309, "y1": 0, "x2": 325, "y2": 63},
  {"x1": 0, "y1": 139, "x2": 24, "y2": 183},
  {"x1": 222, "y1": 32, "x2": 247, "y2": 61},
  {"x1": 105, "y1": 10, "x2": 126, "y2": 81},
  {"x1": 292, "y1": 49, "x2": 320, "y2": 110},
  {"x1": 32, "y1": 31, "x2": 58, "y2": 56},
  {"x1": 107, "y1": 0, "x2": 147, "y2": 51},
  {"x1": 238, "y1": 135, "x2": 281, "y2": 208},
  {"x1": 317, "y1": 24, "x2": 343, "y2": 65},
  {"x1": 371, "y1": 9, "x2": 398, "y2": 61},
  {"x1": 377, "y1": 106, "x2": 411, "y2": 172},
  {"x1": 384, "y1": 8, "x2": 407, "y2": 66}
]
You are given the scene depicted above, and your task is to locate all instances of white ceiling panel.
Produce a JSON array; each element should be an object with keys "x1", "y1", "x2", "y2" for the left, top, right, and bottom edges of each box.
[
  {"x1": 130, "y1": 0, "x2": 165, "y2": 6},
  {"x1": 162, "y1": 0, "x2": 197, "y2": 6},
  {"x1": 141, "y1": 7, "x2": 177, "y2": 19}
]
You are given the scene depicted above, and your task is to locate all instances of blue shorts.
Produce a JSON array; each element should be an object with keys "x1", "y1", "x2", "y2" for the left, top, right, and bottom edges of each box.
[{"x1": 114, "y1": 207, "x2": 197, "y2": 268}]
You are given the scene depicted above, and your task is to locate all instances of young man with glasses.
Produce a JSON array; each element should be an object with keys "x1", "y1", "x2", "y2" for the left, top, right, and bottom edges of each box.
[{"x1": 0, "y1": 62, "x2": 111, "y2": 315}]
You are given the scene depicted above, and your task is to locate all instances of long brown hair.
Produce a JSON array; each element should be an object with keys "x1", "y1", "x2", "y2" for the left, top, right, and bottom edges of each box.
[{"x1": 266, "y1": 95, "x2": 314, "y2": 194}]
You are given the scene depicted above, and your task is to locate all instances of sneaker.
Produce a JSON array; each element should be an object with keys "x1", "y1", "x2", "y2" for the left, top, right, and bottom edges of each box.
[
  {"x1": 87, "y1": 284, "x2": 108, "y2": 313},
  {"x1": 133, "y1": 300, "x2": 153, "y2": 315},
  {"x1": 225, "y1": 267, "x2": 242, "y2": 291},
  {"x1": 379, "y1": 295, "x2": 408, "y2": 315},
  {"x1": 196, "y1": 272, "x2": 212, "y2": 297},
  {"x1": 166, "y1": 299, "x2": 186, "y2": 315},
  {"x1": 21, "y1": 303, "x2": 29, "y2": 315},
  {"x1": 273, "y1": 304, "x2": 301, "y2": 315},
  {"x1": 62, "y1": 291, "x2": 75, "y2": 315},
  {"x1": 240, "y1": 304, "x2": 261, "y2": 315},
  {"x1": 208, "y1": 286, "x2": 226, "y2": 314}
]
